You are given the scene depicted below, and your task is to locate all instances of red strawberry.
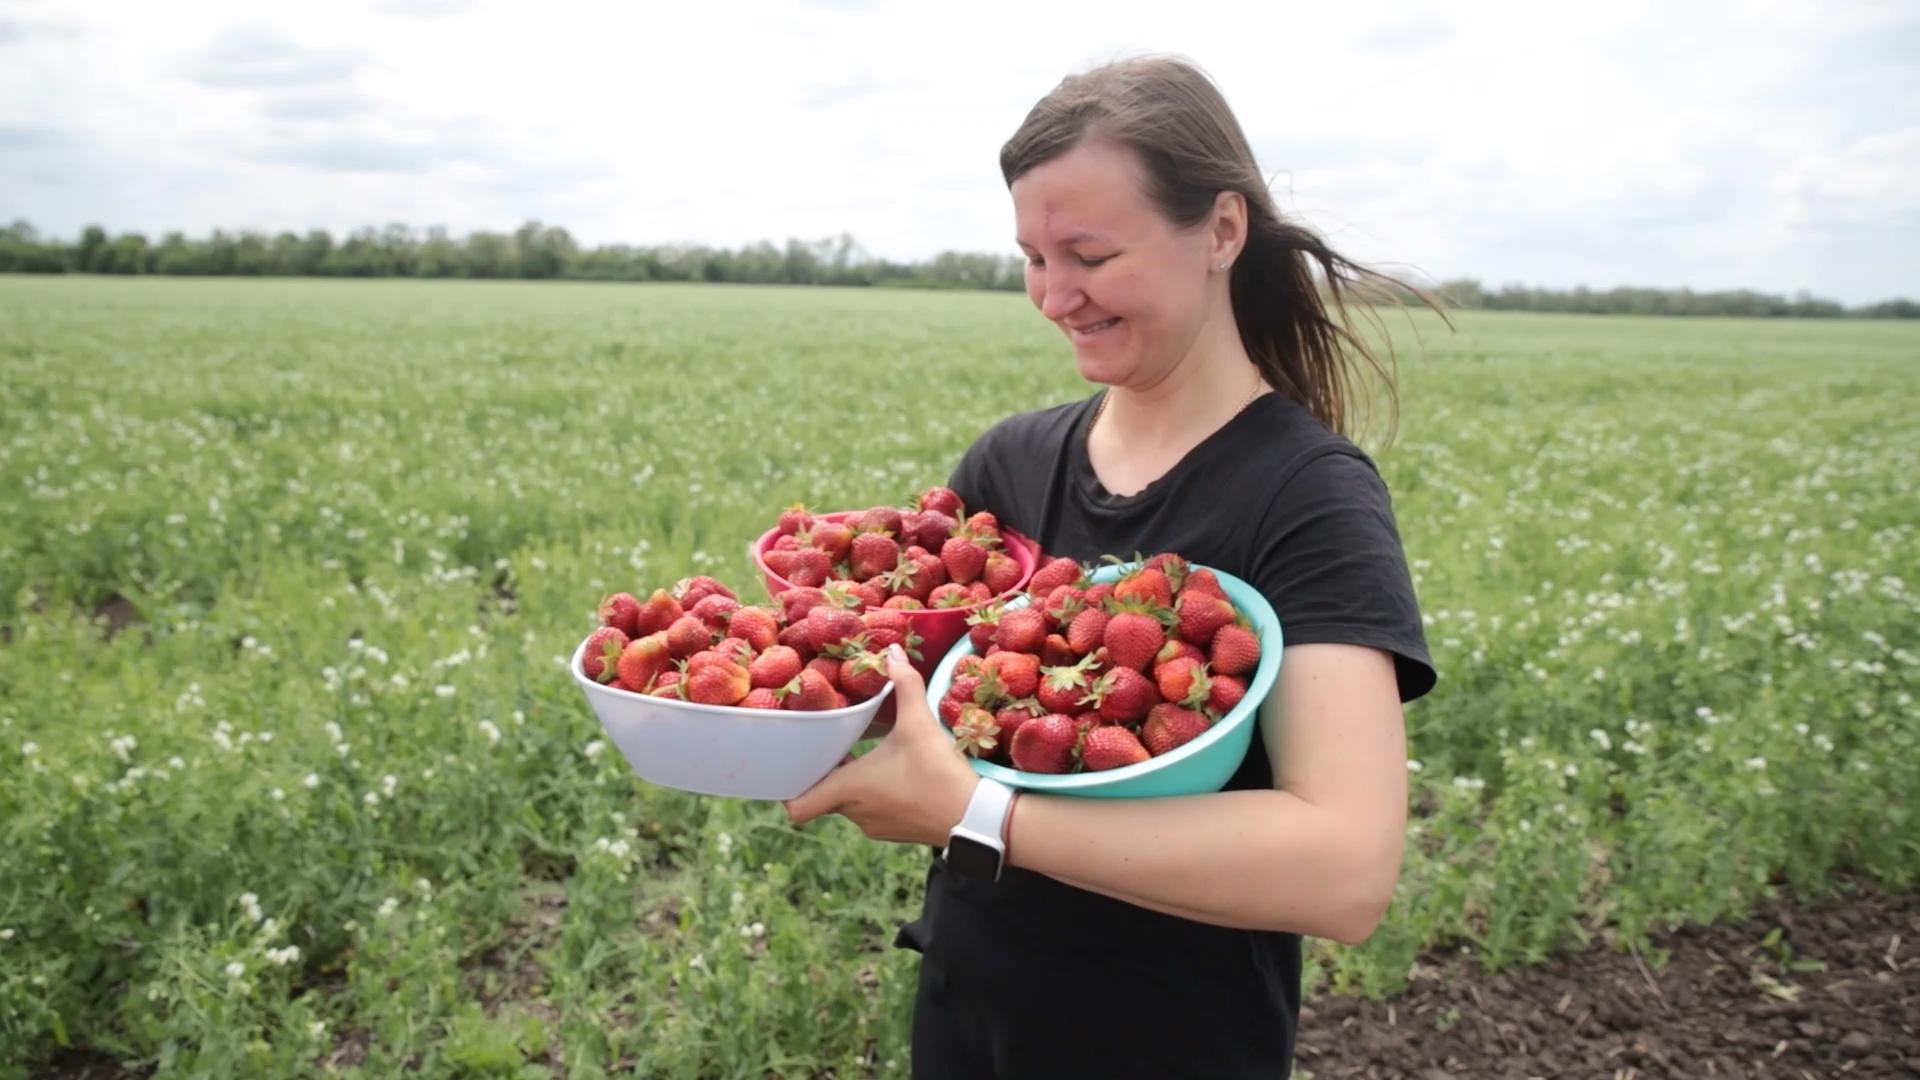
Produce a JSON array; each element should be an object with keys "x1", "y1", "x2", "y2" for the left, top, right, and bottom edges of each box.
[
  {"x1": 1081, "y1": 726, "x2": 1150, "y2": 771},
  {"x1": 762, "y1": 547, "x2": 798, "y2": 579},
  {"x1": 1207, "y1": 674, "x2": 1247, "y2": 716},
  {"x1": 712, "y1": 636, "x2": 755, "y2": 665},
  {"x1": 1087, "y1": 666, "x2": 1161, "y2": 724},
  {"x1": 805, "y1": 606, "x2": 865, "y2": 653},
  {"x1": 1181, "y1": 567, "x2": 1228, "y2": 600},
  {"x1": 684, "y1": 659, "x2": 750, "y2": 706},
  {"x1": 916, "y1": 486, "x2": 965, "y2": 517},
  {"x1": 772, "y1": 534, "x2": 800, "y2": 552},
  {"x1": 963, "y1": 510, "x2": 1000, "y2": 538},
  {"x1": 984, "y1": 651, "x2": 1041, "y2": 700},
  {"x1": 785, "y1": 668, "x2": 839, "y2": 711},
  {"x1": 1040, "y1": 633, "x2": 1076, "y2": 667},
  {"x1": 939, "y1": 674, "x2": 984, "y2": 726},
  {"x1": 654, "y1": 669, "x2": 682, "y2": 693},
  {"x1": 635, "y1": 589, "x2": 684, "y2": 636},
  {"x1": 820, "y1": 579, "x2": 869, "y2": 611},
  {"x1": 808, "y1": 521, "x2": 855, "y2": 564},
  {"x1": 1142, "y1": 553, "x2": 1190, "y2": 591},
  {"x1": 616, "y1": 633, "x2": 672, "y2": 693},
  {"x1": 776, "y1": 621, "x2": 814, "y2": 656},
  {"x1": 1142, "y1": 703, "x2": 1211, "y2": 756},
  {"x1": 777, "y1": 586, "x2": 827, "y2": 624},
  {"x1": 749, "y1": 644, "x2": 804, "y2": 689},
  {"x1": 952, "y1": 704, "x2": 1001, "y2": 758},
  {"x1": 1209, "y1": 624, "x2": 1261, "y2": 677},
  {"x1": 728, "y1": 606, "x2": 781, "y2": 652},
  {"x1": 850, "y1": 531, "x2": 902, "y2": 580},
  {"x1": 673, "y1": 575, "x2": 736, "y2": 609},
  {"x1": 981, "y1": 550, "x2": 1023, "y2": 596},
  {"x1": 739, "y1": 687, "x2": 783, "y2": 710},
  {"x1": 777, "y1": 503, "x2": 813, "y2": 536},
  {"x1": 861, "y1": 609, "x2": 922, "y2": 658},
  {"x1": 966, "y1": 582, "x2": 993, "y2": 603},
  {"x1": 1083, "y1": 582, "x2": 1115, "y2": 607},
  {"x1": 896, "y1": 510, "x2": 947, "y2": 552},
  {"x1": 1041, "y1": 585, "x2": 1085, "y2": 630},
  {"x1": 1103, "y1": 609, "x2": 1167, "y2": 672},
  {"x1": 940, "y1": 535, "x2": 989, "y2": 585},
  {"x1": 804, "y1": 656, "x2": 842, "y2": 689},
  {"x1": 1027, "y1": 556, "x2": 1085, "y2": 596},
  {"x1": 690, "y1": 593, "x2": 741, "y2": 632},
  {"x1": 966, "y1": 603, "x2": 1004, "y2": 652},
  {"x1": 1154, "y1": 656, "x2": 1213, "y2": 708},
  {"x1": 1066, "y1": 606, "x2": 1110, "y2": 656},
  {"x1": 650, "y1": 681, "x2": 684, "y2": 699},
  {"x1": 882, "y1": 556, "x2": 940, "y2": 602},
  {"x1": 1112, "y1": 566, "x2": 1173, "y2": 608},
  {"x1": 993, "y1": 608, "x2": 1049, "y2": 655},
  {"x1": 1009, "y1": 713, "x2": 1079, "y2": 774},
  {"x1": 851, "y1": 578, "x2": 890, "y2": 610},
  {"x1": 1156, "y1": 638, "x2": 1206, "y2": 668},
  {"x1": 1036, "y1": 655, "x2": 1098, "y2": 714},
  {"x1": 1174, "y1": 591, "x2": 1235, "y2": 647},
  {"x1": 581, "y1": 626, "x2": 629, "y2": 683},
  {"x1": 993, "y1": 702, "x2": 1042, "y2": 760},
  {"x1": 598, "y1": 592, "x2": 641, "y2": 636},
  {"x1": 664, "y1": 615, "x2": 712, "y2": 659},
  {"x1": 839, "y1": 651, "x2": 890, "y2": 703},
  {"x1": 883, "y1": 595, "x2": 926, "y2": 610},
  {"x1": 784, "y1": 547, "x2": 833, "y2": 587},
  {"x1": 927, "y1": 583, "x2": 972, "y2": 608},
  {"x1": 855, "y1": 505, "x2": 903, "y2": 537}
]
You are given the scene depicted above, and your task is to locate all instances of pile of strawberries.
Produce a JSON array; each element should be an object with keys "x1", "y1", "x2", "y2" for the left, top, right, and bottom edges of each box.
[
  {"x1": 759, "y1": 487, "x2": 1021, "y2": 609},
  {"x1": 938, "y1": 552, "x2": 1262, "y2": 774}
]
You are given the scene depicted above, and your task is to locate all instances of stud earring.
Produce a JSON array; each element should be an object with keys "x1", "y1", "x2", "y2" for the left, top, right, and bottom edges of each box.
[{"x1": 1218, "y1": 262, "x2": 1229, "y2": 271}]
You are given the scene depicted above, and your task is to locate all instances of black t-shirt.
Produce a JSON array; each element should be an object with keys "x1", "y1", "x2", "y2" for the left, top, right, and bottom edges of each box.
[{"x1": 897, "y1": 389, "x2": 1436, "y2": 1079}]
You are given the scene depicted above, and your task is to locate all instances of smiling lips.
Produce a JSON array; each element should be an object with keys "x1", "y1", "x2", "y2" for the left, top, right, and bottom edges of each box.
[{"x1": 1069, "y1": 317, "x2": 1120, "y2": 338}]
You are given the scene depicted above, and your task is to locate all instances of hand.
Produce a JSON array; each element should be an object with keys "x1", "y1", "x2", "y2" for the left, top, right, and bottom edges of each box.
[{"x1": 783, "y1": 644, "x2": 979, "y2": 847}]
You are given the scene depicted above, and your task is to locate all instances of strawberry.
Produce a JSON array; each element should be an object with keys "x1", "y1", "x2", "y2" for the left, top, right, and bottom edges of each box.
[
  {"x1": 684, "y1": 658, "x2": 750, "y2": 705},
  {"x1": 850, "y1": 530, "x2": 902, "y2": 580},
  {"x1": 598, "y1": 592, "x2": 642, "y2": 636},
  {"x1": 739, "y1": 687, "x2": 783, "y2": 710},
  {"x1": 673, "y1": 575, "x2": 736, "y2": 609},
  {"x1": 690, "y1": 593, "x2": 741, "y2": 632},
  {"x1": 984, "y1": 651, "x2": 1041, "y2": 700},
  {"x1": 635, "y1": 588, "x2": 684, "y2": 636},
  {"x1": 881, "y1": 556, "x2": 939, "y2": 602},
  {"x1": 1181, "y1": 567, "x2": 1228, "y2": 600},
  {"x1": 1027, "y1": 556, "x2": 1085, "y2": 596},
  {"x1": 1142, "y1": 703, "x2": 1211, "y2": 756},
  {"x1": 861, "y1": 609, "x2": 922, "y2": 659},
  {"x1": 784, "y1": 547, "x2": 833, "y2": 587},
  {"x1": 904, "y1": 510, "x2": 958, "y2": 553},
  {"x1": 839, "y1": 650, "x2": 890, "y2": 703},
  {"x1": 1111, "y1": 565, "x2": 1173, "y2": 608},
  {"x1": 966, "y1": 602, "x2": 1004, "y2": 653},
  {"x1": 749, "y1": 644, "x2": 804, "y2": 689},
  {"x1": 1156, "y1": 638, "x2": 1206, "y2": 668},
  {"x1": 772, "y1": 533, "x2": 801, "y2": 552},
  {"x1": 966, "y1": 582, "x2": 993, "y2": 603},
  {"x1": 1081, "y1": 726, "x2": 1150, "y2": 771},
  {"x1": 1209, "y1": 624, "x2": 1261, "y2": 677},
  {"x1": 1040, "y1": 633, "x2": 1076, "y2": 667},
  {"x1": 713, "y1": 636, "x2": 755, "y2": 666},
  {"x1": 776, "y1": 621, "x2": 814, "y2": 656},
  {"x1": 1066, "y1": 606, "x2": 1110, "y2": 656},
  {"x1": 654, "y1": 669, "x2": 682, "y2": 694},
  {"x1": 777, "y1": 586, "x2": 828, "y2": 624},
  {"x1": 1083, "y1": 582, "x2": 1115, "y2": 608},
  {"x1": 939, "y1": 674, "x2": 984, "y2": 726},
  {"x1": 1142, "y1": 553, "x2": 1190, "y2": 592},
  {"x1": 883, "y1": 595, "x2": 926, "y2": 610},
  {"x1": 1206, "y1": 674, "x2": 1247, "y2": 716},
  {"x1": 1009, "y1": 713, "x2": 1079, "y2": 773},
  {"x1": 927, "y1": 583, "x2": 972, "y2": 608},
  {"x1": 952, "y1": 704, "x2": 1001, "y2": 757},
  {"x1": 1153, "y1": 656, "x2": 1213, "y2": 708},
  {"x1": 855, "y1": 505, "x2": 903, "y2": 537},
  {"x1": 1042, "y1": 585, "x2": 1085, "y2": 630},
  {"x1": 1036, "y1": 655, "x2": 1099, "y2": 714},
  {"x1": 916, "y1": 486, "x2": 965, "y2": 517},
  {"x1": 820, "y1": 579, "x2": 868, "y2": 611},
  {"x1": 981, "y1": 550, "x2": 1023, "y2": 596},
  {"x1": 954, "y1": 654, "x2": 988, "y2": 680},
  {"x1": 650, "y1": 680, "x2": 684, "y2": 700},
  {"x1": 1085, "y1": 666, "x2": 1161, "y2": 724},
  {"x1": 1174, "y1": 591, "x2": 1236, "y2": 648},
  {"x1": 993, "y1": 608, "x2": 1049, "y2": 655},
  {"x1": 581, "y1": 626, "x2": 629, "y2": 683},
  {"x1": 777, "y1": 503, "x2": 813, "y2": 536},
  {"x1": 616, "y1": 633, "x2": 672, "y2": 693},
  {"x1": 940, "y1": 535, "x2": 989, "y2": 585},
  {"x1": 963, "y1": 510, "x2": 1000, "y2": 538},
  {"x1": 993, "y1": 702, "x2": 1042, "y2": 761},
  {"x1": 804, "y1": 656, "x2": 842, "y2": 689},
  {"x1": 851, "y1": 577, "x2": 890, "y2": 610},
  {"x1": 785, "y1": 668, "x2": 840, "y2": 711},
  {"x1": 808, "y1": 521, "x2": 855, "y2": 564},
  {"x1": 664, "y1": 615, "x2": 712, "y2": 659},
  {"x1": 1102, "y1": 608, "x2": 1167, "y2": 672},
  {"x1": 805, "y1": 606, "x2": 865, "y2": 653},
  {"x1": 728, "y1": 606, "x2": 782, "y2": 652},
  {"x1": 762, "y1": 547, "x2": 798, "y2": 579}
]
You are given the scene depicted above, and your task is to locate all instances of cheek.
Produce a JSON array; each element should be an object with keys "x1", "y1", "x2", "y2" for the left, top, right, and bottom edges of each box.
[{"x1": 1024, "y1": 265, "x2": 1044, "y2": 310}]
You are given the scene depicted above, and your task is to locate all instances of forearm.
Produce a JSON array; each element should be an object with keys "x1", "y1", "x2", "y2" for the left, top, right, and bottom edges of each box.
[{"x1": 1005, "y1": 787, "x2": 1400, "y2": 941}]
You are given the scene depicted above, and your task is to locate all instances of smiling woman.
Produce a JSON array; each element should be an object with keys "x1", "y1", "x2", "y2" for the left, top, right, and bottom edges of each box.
[{"x1": 780, "y1": 55, "x2": 1446, "y2": 1080}]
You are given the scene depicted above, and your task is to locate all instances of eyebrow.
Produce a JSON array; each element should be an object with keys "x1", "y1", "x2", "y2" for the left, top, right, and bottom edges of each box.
[{"x1": 1015, "y1": 231, "x2": 1105, "y2": 248}]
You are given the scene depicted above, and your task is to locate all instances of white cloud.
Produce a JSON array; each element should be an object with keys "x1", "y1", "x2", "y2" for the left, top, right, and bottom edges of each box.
[{"x1": 0, "y1": 0, "x2": 1914, "y2": 302}]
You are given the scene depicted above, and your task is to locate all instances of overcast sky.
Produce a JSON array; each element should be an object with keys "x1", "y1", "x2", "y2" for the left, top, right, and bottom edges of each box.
[{"x1": 2, "y1": 0, "x2": 1915, "y2": 303}]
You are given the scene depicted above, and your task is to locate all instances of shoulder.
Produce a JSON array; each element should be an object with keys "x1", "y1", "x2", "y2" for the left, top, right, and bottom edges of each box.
[{"x1": 948, "y1": 394, "x2": 1097, "y2": 503}]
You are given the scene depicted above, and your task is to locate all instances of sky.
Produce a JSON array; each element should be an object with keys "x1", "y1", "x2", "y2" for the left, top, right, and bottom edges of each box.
[{"x1": 1, "y1": 0, "x2": 1916, "y2": 304}]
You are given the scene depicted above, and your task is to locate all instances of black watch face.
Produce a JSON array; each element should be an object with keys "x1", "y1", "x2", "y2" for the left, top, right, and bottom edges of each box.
[{"x1": 945, "y1": 835, "x2": 1002, "y2": 881}]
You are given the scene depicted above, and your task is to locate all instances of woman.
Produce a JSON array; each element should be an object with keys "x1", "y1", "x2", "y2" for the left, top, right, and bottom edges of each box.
[{"x1": 786, "y1": 56, "x2": 1439, "y2": 1078}]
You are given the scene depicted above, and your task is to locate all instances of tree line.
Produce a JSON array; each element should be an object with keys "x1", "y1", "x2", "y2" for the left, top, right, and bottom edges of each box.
[{"x1": 1, "y1": 220, "x2": 1912, "y2": 318}]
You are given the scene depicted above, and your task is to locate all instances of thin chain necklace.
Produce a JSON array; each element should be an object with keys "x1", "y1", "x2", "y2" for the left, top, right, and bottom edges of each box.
[{"x1": 1092, "y1": 375, "x2": 1267, "y2": 427}]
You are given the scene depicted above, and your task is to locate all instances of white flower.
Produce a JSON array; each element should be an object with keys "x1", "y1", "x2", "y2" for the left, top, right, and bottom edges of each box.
[
  {"x1": 362, "y1": 792, "x2": 379, "y2": 807},
  {"x1": 19, "y1": 741, "x2": 36, "y2": 757},
  {"x1": 435, "y1": 685, "x2": 456, "y2": 698},
  {"x1": 608, "y1": 840, "x2": 631, "y2": 860},
  {"x1": 270, "y1": 787, "x2": 285, "y2": 801},
  {"x1": 716, "y1": 832, "x2": 734, "y2": 855},
  {"x1": 308, "y1": 1020, "x2": 327, "y2": 1038},
  {"x1": 0, "y1": 928, "x2": 14, "y2": 940},
  {"x1": 1563, "y1": 764, "x2": 1579, "y2": 778},
  {"x1": 1744, "y1": 757, "x2": 1767, "y2": 771},
  {"x1": 381, "y1": 775, "x2": 397, "y2": 797},
  {"x1": 225, "y1": 961, "x2": 245, "y2": 979},
  {"x1": 377, "y1": 897, "x2": 399, "y2": 918},
  {"x1": 414, "y1": 878, "x2": 433, "y2": 897},
  {"x1": 1589, "y1": 729, "x2": 1612, "y2": 752},
  {"x1": 1405, "y1": 759, "x2": 1424, "y2": 774},
  {"x1": 325, "y1": 722, "x2": 343, "y2": 743},
  {"x1": 168, "y1": 756, "x2": 185, "y2": 769},
  {"x1": 688, "y1": 953, "x2": 706, "y2": 971},
  {"x1": 266, "y1": 945, "x2": 301, "y2": 966},
  {"x1": 477, "y1": 720, "x2": 502, "y2": 746},
  {"x1": 303, "y1": 773, "x2": 320, "y2": 789},
  {"x1": 109, "y1": 734, "x2": 137, "y2": 760},
  {"x1": 583, "y1": 740, "x2": 606, "y2": 760},
  {"x1": 1451, "y1": 776, "x2": 1485, "y2": 792},
  {"x1": 240, "y1": 892, "x2": 263, "y2": 922}
]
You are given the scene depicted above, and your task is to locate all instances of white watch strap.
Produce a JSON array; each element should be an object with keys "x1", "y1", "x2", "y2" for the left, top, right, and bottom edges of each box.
[{"x1": 954, "y1": 776, "x2": 1015, "y2": 846}]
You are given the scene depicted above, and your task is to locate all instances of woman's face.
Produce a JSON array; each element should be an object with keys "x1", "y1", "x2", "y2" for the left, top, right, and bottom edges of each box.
[{"x1": 1011, "y1": 138, "x2": 1220, "y2": 390}]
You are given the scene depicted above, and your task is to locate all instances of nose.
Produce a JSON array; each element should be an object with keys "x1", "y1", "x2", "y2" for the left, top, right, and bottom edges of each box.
[{"x1": 1037, "y1": 265, "x2": 1086, "y2": 323}]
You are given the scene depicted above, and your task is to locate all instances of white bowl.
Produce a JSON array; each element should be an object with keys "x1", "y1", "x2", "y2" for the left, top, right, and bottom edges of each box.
[{"x1": 569, "y1": 637, "x2": 891, "y2": 800}]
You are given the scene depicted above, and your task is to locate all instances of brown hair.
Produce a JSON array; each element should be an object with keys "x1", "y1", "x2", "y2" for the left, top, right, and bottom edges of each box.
[{"x1": 1000, "y1": 55, "x2": 1448, "y2": 446}]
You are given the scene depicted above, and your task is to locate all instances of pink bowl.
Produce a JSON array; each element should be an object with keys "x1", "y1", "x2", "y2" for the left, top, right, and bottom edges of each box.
[{"x1": 749, "y1": 509, "x2": 1041, "y2": 679}]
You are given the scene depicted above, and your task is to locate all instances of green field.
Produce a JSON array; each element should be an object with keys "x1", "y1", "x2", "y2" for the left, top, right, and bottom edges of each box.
[{"x1": 2, "y1": 276, "x2": 1915, "y2": 1078}]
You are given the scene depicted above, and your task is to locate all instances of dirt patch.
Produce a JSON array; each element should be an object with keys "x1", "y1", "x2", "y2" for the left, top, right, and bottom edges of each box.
[
  {"x1": 1296, "y1": 883, "x2": 1919, "y2": 1079},
  {"x1": 93, "y1": 592, "x2": 142, "y2": 639}
]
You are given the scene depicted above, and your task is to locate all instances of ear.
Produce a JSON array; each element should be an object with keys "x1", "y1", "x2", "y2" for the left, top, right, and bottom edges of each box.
[{"x1": 1209, "y1": 189, "x2": 1248, "y2": 269}]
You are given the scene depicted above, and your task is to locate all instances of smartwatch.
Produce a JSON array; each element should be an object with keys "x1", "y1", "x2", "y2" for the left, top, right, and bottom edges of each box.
[{"x1": 943, "y1": 776, "x2": 1015, "y2": 882}]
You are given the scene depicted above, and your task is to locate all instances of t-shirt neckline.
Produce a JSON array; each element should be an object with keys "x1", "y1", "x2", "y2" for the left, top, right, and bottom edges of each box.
[{"x1": 1072, "y1": 389, "x2": 1279, "y2": 508}]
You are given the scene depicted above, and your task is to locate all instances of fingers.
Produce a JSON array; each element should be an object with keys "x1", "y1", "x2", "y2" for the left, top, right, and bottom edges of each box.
[
  {"x1": 783, "y1": 765, "x2": 845, "y2": 825},
  {"x1": 883, "y1": 644, "x2": 928, "y2": 713}
]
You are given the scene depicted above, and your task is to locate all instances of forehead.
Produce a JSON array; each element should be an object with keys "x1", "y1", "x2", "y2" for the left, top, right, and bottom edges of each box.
[{"x1": 1011, "y1": 139, "x2": 1157, "y2": 245}]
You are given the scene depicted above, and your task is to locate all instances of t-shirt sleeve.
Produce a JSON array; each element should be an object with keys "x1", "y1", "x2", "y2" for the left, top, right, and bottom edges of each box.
[{"x1": 1250, "y1": 449, "x2": 1437, "y2": 703}]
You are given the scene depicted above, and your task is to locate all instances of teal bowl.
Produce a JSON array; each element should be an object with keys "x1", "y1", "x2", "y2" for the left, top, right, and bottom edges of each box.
[{"x1": 925, "y1": 562, "x2": 1283, "y2": 798}]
